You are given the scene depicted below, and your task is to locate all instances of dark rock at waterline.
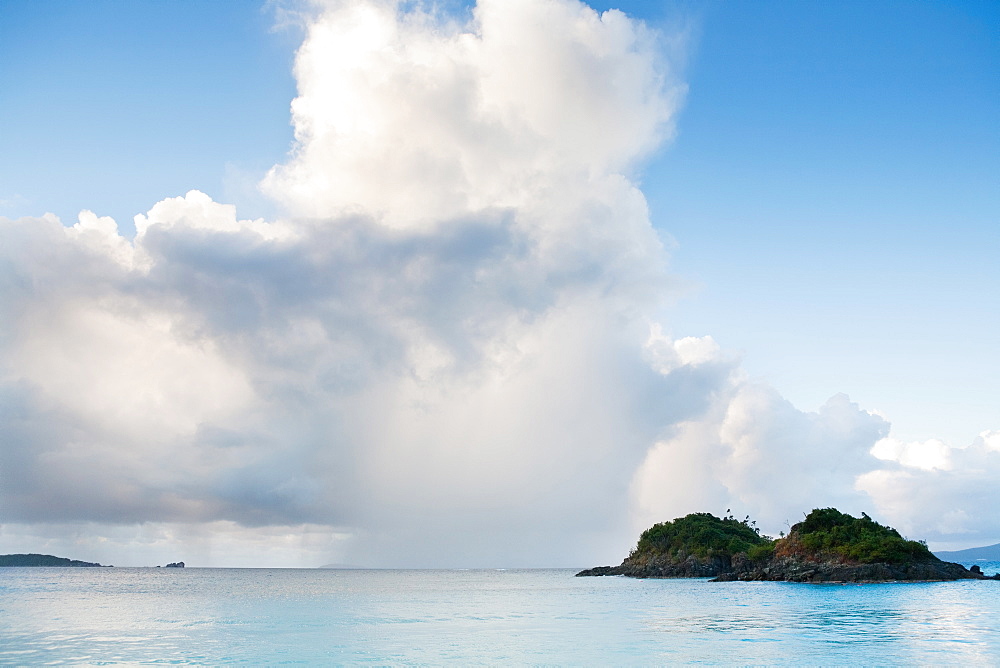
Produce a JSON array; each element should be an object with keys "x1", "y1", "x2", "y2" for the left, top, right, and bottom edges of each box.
[
  {"x1": 576, "y1": 565, "x2": 621, "y2": 577},
  {"x1": 577, "y1": 554, "x2": 735, "y2": 578},
  {"x1": 577, "y1": 556, "x2": 987, "y2": 582},
  {"x1": 711, "y1": 553, "x2": 981, "y2": 582}
]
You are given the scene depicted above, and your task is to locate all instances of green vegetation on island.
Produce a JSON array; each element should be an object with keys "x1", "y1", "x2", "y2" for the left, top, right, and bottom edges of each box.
[
  {"x1": 635, "y1": 511, "x2": 770, "y2": 561},
  {"x1": 578, "y1": 511, "x2": 772, "y2": 578},
  {"x1": 0, "y1": 553, "x2": 107, "y2": 567},
  {"x1": 785, "y1": 507, "x2": 934, "y2": 564},
  {"x1": 578, "y1": 507, "x2": 994, "y2": 582}
]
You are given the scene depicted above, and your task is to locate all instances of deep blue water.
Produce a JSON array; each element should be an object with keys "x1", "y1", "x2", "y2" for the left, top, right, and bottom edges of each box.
[{"x1": 2, "y1": 567, "x2": 999, "y2": 664}]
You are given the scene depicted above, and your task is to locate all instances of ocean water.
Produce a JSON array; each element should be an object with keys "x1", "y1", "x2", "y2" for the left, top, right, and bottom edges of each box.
[
  {"x1": 2, "y1": 567, "x2": 1000, "y2": 665},
  {"x1": 958, "y1": 560, "x2": 1000, "y2": 577}
]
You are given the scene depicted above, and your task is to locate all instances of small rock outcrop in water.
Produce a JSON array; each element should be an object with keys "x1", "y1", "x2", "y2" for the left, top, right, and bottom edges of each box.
[
  {"x1": 0, "y1": 553, "x2": 107, "y2": 567},
  {"x1": 164, "y1": 562, "x2": 185, "y2": 568},
  {"x1": 578, "y1": 508, "x2": 996, "y2": 583}
]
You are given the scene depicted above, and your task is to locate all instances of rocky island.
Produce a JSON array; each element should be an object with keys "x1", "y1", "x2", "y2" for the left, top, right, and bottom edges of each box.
[
  {"x1": 578, "y1": 508, "x2": 995, "y2": 582},
  {"x1": 0, "y1": 553, "x2": 108, "y2": 567},
  {"x1": 578, "y1": 511, "x2": 772, "y2": 578}
]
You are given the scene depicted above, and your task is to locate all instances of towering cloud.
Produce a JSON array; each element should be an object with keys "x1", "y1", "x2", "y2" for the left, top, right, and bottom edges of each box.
[
  {"x1": 263, "y1": 0, "x2": 678, "y2": 226},
  {"x1": 0, "y1": 0, "x2": 996, "y2": 566}
]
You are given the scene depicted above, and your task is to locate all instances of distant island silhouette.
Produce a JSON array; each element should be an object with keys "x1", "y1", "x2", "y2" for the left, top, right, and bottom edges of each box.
[
  {"x1": 934, "y1": 542, "x2": 1000, "y2": 562},
  {"x1": 0, "y1": 554, "x2": 197, "y2": 568},
  {"x1": 0, "y1": 553, "x2": 108, "y2": 567},
  {"x1": 578, "y1": 508, "x2": 999, "y2": 582}
]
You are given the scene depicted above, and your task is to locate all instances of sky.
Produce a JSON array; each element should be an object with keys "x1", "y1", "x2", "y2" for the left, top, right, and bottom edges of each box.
[{"x1": 0, "y1": 0, "x2": 997, "y2": 567}]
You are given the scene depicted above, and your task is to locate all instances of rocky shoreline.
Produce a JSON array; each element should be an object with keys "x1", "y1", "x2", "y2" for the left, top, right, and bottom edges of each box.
[
  {"x1": 579, "y1": 554, "x2": 991, "y2": 582},
  {"x1": 713, "y1": 554, "x2": 987, "y2": 582},
  {"x1": 577, "y1": 553, "x2": 733, "y2": 579}
]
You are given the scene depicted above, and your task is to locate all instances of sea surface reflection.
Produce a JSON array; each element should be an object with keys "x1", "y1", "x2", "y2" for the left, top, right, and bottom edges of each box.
[{"x1": 1, "y1": 567, "x2": 998, "y2": 664}]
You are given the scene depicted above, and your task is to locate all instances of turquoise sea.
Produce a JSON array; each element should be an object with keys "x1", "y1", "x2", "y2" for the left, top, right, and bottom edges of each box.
[{"x1": 2, "y1": 565, "x2": 1000, "y2": 665}]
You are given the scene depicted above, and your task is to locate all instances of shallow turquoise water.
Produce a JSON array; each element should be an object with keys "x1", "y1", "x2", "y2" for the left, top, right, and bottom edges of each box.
[{"x1": 2, "y1": 567, "x2": 999, "y2": 664}]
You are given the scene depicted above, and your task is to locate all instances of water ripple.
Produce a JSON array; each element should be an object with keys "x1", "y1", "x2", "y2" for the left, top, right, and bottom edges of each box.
[{"x1": 1, "y1": 568, "x2": 998, "y2": 664}]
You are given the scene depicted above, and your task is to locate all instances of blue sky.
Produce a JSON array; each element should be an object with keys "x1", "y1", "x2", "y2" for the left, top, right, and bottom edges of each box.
[
  {"x1": 0, "y1": 0, "x2": 298, "y2": 228},
  {"x1": 2, "y1": 1, "x2": 994, "y2": 447},
  {"x1": 0, "y1": 0, "x2": 997, "y2": 565},
  {"x1": 638, "y1": 0, "x2": 1000, "y2": 447}
]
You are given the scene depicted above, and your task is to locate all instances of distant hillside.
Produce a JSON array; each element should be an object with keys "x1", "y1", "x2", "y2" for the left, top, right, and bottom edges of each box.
[
  {"x1": 0, "y1": 553, "x2": 106, "y2": 567},
  {"x1": 934, "y1": 543, "x2": 1000, "y2": 561}
]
